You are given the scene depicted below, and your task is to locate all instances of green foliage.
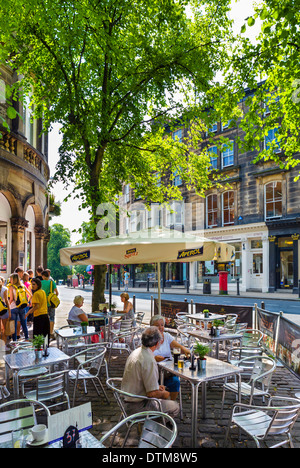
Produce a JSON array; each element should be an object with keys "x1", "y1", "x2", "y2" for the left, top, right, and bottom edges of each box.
[
  {"x1": 212, "y1": 0, "x2": 300, "y2": 175},
  {"x1": 0, "y1": 0, "x2": 235, "y2": 307},
  {"x1": 0, "y1": 0, "x2": 234, "y2": 213},
  {"x1": 193, "y1": 341, "x2": 210, "y2": 359},
  {"x1": 32, "y1": 334, "x2": 45, "y2": 349},
  {"x1": 47, "y1": 224, "x2": 72, "y2": 281},
  {"x1": 212, "y1": 319, "x2": 224, "y2": 329}
]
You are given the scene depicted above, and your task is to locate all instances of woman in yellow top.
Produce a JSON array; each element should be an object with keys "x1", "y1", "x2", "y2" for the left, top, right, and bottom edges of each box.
[{"x1": 25, "y1": 278, "x2": 50, "y2": 339}]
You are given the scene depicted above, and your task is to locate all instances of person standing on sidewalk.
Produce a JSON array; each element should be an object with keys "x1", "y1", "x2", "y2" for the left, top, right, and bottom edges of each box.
[
  {"x1": 41, "y1": 270, "x2": 59, "y2": 339},
  {"x1": 26, "y1": 278, "x2": 50, "y2": 339},
  {"x1": 0, "y1": 276, "x2": 11, "y2": 349},
  {"x1": 124, "y1": 270, "x2": 130, "y2": 291},
  {"x1": 9, "y1": 273, "x2": 31, "y2": 342}
]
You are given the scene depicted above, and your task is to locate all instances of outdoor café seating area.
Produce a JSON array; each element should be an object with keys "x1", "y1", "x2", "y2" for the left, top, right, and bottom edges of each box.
[{"x1": 1, "y1": 300, "x2": 300, "y2": 449}]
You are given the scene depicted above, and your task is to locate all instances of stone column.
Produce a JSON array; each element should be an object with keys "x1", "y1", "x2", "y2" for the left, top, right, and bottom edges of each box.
[
  {"x1": 292, "y1": 234, "x2": 299, "y2": 294},
  {"x1": 262, "y1": 236, "x2": 269, "y2": 293},
  {"x1": 34, "y1": 226, "x2": 46, "y2": 270},
  {"x1": 10, "y1": 217, "x2": 28, "y2": 271},
  {"x1": 43, "y1": 229, "x2": 50, "y2": 269},
  {"x1": 268, "y1": 235, "x2": 276, "y2": 293}
]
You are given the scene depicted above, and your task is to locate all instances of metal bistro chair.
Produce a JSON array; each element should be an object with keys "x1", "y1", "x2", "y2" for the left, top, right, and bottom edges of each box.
[
  {"x1": 99, "y1": 411, "x2": 177, "y2": 449},
  {"x1": 224, "y1": 396, "x2": 300, "y2": 448},
  {"x1": 221, "y1": 356, "x2": 276, "y2": 417},
  {"x1": 176, "y1": 323, "x2": 199, "y2": 348},
  {"x1": 133, "y1": 312, "x2": 145, "y2": 347},
  {"x1": 68, "y1": 346, "x2": 109, "y2": 407},
  {"x1": 106, "y1": 377, "x2": 163, "y2": 421},
  {"x1": 233, "y1": 322, "x2": 248, "y2": 333},
  {"x1": 11, "y1": 345, "x2": 49, "y2": 395},
  {"x1": 72, "y1": 342, "x2": 109, "y2": 381},
  {"x1": 21, "y1": 370, "x2": 70, "y2": 412},
  {"x1": 108, "y1": 320, "x2": 138, "y2": 363},
  {"x1": 227, "y1": 346, "x2": 263, "y2": 375},
  {"x1": 0, "y1": 398, "x2": 50, "y2": 445},
  {"x1": 223, "y1": 314, "x2": 238, "y2": 332},
  {"x1": 238, "y1": 328, "x2": 264, "y2": 348}
]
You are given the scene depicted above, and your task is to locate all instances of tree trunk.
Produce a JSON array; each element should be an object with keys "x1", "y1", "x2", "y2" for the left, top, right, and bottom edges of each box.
[
  {"x1": 90, "y1": 150, "x2": 107, "y2": 311},
  {"x1": 92, "y1": 264, "x2": 107, "y2": 311}
]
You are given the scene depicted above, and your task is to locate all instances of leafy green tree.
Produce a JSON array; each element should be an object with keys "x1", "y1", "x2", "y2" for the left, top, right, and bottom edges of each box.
[
  {"x1": 47, "y1": 224, "x2": 72, "y2": 282},
  {"x1": 0, "y1": 0, "x2": 234, "y2": 309},
  {"x1": 209, "y1": 0, "x2": 300, "y2": 174}
]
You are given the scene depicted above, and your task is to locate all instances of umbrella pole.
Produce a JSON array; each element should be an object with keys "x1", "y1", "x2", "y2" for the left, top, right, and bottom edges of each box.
[
  {"x1": 157, "y1": 262, "x2": 161, "y2": 314},
  {"x1": 108, "y1": 264, "x2": 112, "y2": 310}
]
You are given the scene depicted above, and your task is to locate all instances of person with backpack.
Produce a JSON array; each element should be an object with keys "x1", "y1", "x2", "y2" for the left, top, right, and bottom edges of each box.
[
  {"x1": 9, "y1": 273, "x2": 32, "y2": 342},
  {"x1": 25, "y1": 277, "x2": 50, "y2": 339},
  {"x1": 0, "y1": 276, "x2": 11, "y2": 349},
  {"x1": 41, "y1": 270, "x2": 59, "y2": 339}
]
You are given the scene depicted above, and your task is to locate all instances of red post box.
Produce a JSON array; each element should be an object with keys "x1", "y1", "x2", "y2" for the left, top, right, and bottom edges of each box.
[{"x1": 219, "y1": 271, "x2": 228, "y2": 295}]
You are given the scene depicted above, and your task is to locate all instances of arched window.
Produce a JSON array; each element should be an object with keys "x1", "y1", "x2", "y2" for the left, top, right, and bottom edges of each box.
[
  {"x1": 264, "y1": 181, "x2": 282, "y2": 220},
  {"x1": 25, "y1": 205, "x2": 36, "y2": 270},
  {"x1": 206, "y1": 194, "x2": 218, "y2": 228},
  {"x1": 222, "y1": 191, "x2": 235, "y2": 226},
  {"x1": 0, "y1": 193, "x2": 12, "y2": 275}
]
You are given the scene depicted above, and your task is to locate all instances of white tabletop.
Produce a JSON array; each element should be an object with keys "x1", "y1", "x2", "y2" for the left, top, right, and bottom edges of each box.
[
  {"x1": 186, "y1": 313, "x2": 226, "y2": 322},
  {"x1": 0, "y1": 430, "x2": 103, "y2": 449},
  {"x1": 55, "y1": 326, "x2": 96, "y2": 338},
  {"x1": 158, "y1": 355, "x2": 242, "y2": 384},
  {"x1": 4, "y1": 347, "x2": 69, "y2": 371},
  {"x1": 187, "y1": 328, "x2": 242, "y2": 342},
  {"x1": 88, "y1": 311, "x2": 125, "y2": 318}
]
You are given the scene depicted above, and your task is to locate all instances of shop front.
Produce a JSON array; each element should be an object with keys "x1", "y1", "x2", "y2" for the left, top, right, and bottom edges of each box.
[
  {"x1": 192, "y1": 224, "x2": 269, "y2": 293},
  {"x1": 267, "y1": 218, "x2": 300, "y2": 293}
]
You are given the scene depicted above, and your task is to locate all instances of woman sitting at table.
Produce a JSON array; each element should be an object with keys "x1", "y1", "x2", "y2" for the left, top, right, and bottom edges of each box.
[
  {"x1": 25, "y1": 278, "x2": 50, "y2": 339},
  {"x1": 150, "y1": 314, "x2": 190, "y2": 401},
  {"x1": 68, "y1": 295, "x2": 89, "y2": 325},
  {"x1": 116, "y1": 292, "x2": 135, "y2": 324}
]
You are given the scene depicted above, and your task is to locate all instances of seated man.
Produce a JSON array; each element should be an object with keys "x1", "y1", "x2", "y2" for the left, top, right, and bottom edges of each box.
[{"x1": 121, "y1": 326, "x2": 179, "y2": 419}]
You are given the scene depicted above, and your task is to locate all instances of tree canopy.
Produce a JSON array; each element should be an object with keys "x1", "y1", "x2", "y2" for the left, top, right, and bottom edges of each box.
[
  {"x1": 47, "y1": 223, "x2": 72, "y2": 281},
  {"x1": 210, "y1": 0, "x2": 300, "y2": 174},
  {"x1": 0, "y1": 0, "x2": 235, "y2": 307},
  {"x1": 0, "y1": 0, "x2": 234, "y2": 208}
]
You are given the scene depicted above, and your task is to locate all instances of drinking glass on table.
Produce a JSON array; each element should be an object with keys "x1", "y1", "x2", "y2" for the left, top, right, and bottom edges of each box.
[
  {"x1": 178, "y1": 355, "x2": 185, "y2": 370},
  {"x1": 12, "y1": 429, "x2": 26, "y2": 448},
  {"x1": 173, "y1": 348, "x2": 180, "y2": 366}
]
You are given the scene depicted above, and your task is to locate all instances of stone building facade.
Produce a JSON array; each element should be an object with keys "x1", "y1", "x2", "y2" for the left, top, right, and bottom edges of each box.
[
  {"x1": 0, "y1": 65, "x2": 49, "y2": 279},
  {"x1": 118, "y1": 84, "x2": 300, "y2": 294}
]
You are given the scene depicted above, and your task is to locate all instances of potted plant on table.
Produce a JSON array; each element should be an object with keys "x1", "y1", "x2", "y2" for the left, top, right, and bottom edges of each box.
[
  {"x1": 212, "y1": 320, "x2": 224, "y2": 337},
  {"x1": 32, "y1": 335, "x2": 45, "y2": 360},
  {"x1": 81, "y1": 321, "x2": 88, "y2": 333},
  {"x1": 193, "y1": 341, "x2": 211, "y2": 371},
  {"x1": 203, "y1": 309, "x2": 210, "y2": 318}
]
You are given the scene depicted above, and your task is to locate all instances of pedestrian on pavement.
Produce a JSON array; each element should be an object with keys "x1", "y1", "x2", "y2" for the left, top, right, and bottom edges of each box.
[
  {"x1": 9, "y1": 273, "x2": 31, "y2": 342},
  {"x1": 0, "y1": 276, "x2": 11, "y2": 348},
  {"x1": 25, "y1": 277, "x2": 50, "y2": 339},
  {"x1": 124, "y1": 270, "x2": 130, "y2": 291},
  {"x1": 41, "y1": 270, "x2": 59, "y2": 339}
]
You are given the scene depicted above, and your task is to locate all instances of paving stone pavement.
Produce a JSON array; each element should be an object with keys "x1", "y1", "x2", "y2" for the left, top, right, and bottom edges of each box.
[{"x1": 1, "y1": 295, "x2": 300, "y2": 449}]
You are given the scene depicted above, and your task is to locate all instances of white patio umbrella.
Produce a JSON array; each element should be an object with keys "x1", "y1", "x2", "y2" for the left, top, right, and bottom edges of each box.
[{"x1": 60, "y1": 227, "x2": 235, "y2": 312}]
